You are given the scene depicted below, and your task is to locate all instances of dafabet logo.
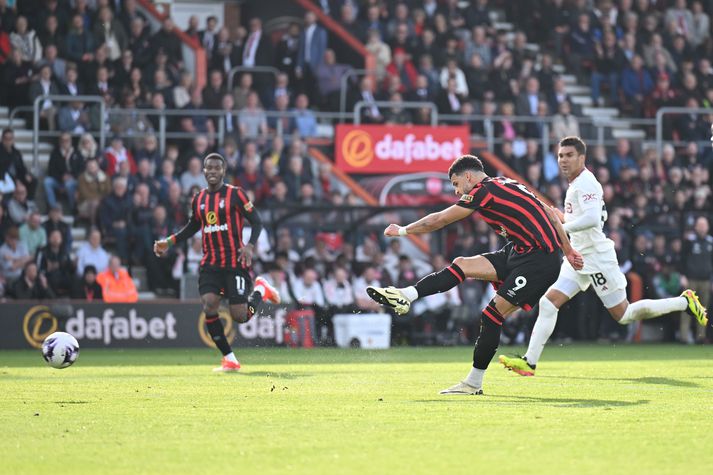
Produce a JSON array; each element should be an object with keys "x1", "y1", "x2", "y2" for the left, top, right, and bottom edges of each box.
[
  {"x1": 336, "y1": 125, "x2": 470, "y2": 174},
  {"x1": 23, "y1": 306, "x2": 58, "y2": 349},
  {"x1": 341, "y1": 129, "x2": 374, "y2": 168}
]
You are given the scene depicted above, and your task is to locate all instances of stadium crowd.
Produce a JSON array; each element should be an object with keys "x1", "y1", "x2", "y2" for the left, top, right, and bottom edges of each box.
[{"x1": 0, "y1": 0, "x2": 711, "y2": 344}]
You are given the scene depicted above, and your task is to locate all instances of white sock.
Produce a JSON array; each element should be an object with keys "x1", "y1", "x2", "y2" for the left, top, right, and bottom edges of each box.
[
  {"x1": 225, "y1": 352, "x2": 238, "y2": 364},
  {"x1": 464, "y1": 367, "x2": 485, "y2": 388},
  {"x1": 400, "y1": 286, "x2": 418, "y2": 301},
  {"x1": 618, "y1": 297, "x2": 687, "y2": 325},
  {"x1": 523, "y1": 296, "x2": 560, "y2": 367},
  {"x1": 253, "y1": 284, "x2": 266, "y2": 298}
]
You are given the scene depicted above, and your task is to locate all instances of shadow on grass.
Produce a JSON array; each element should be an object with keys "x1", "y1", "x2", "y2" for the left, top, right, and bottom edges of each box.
[
  {"x1": 415, "y1": 396, "x2": 649, "y2": 408},
  {"x1": 539, "y1": 375, "x2": 701, "y2": 388},
  {"x1": 229, "y1": 371, "x2": 311, "y2": 380}
]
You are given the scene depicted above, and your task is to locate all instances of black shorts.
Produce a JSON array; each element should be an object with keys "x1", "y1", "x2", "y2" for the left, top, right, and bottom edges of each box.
[
  {"x1": 482, "y1": 243, "x2": 562, "y2": 310},
  {"x1": 198, "y1": 267, "x2": 253, "y2": 305}
]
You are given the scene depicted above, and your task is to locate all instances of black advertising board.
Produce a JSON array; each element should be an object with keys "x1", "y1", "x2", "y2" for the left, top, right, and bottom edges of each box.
[{"x1": 0, "y1": 302, "x2": 289, "y2": 349}]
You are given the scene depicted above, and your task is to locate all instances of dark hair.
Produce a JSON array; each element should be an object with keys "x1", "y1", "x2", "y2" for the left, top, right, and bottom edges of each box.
[
  {"x1": 448, "y1": 155, "x2": 484, "y2": 178},
  {"x1": 2, "y1": 128, "x2": 12, "y2": 138},
  {"x1": 203, "y1": 153, "x2": 226, "y2": 165},
  {"x1": 83, "y1": 265, "x2": 97, "y2": 276},
  {"x1": 559, "y1": 136, "x2": 587, "y2": 156}
]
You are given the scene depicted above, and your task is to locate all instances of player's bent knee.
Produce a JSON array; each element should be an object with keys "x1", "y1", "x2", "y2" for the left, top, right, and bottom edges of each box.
[{"x1": 539, "y1": 295, "x2": 558, "y2": 316}]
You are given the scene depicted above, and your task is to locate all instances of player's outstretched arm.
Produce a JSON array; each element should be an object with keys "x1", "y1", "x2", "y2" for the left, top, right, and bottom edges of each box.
[
  {"x1": 154, "y1": 219, "x2": 201, "y2": 257},
  {"x1": 384, "y1": 205, "x2": 474, "y2": 237},
  {"x1": 543, "y1": 205, "x2": 584, "y2": 270}
]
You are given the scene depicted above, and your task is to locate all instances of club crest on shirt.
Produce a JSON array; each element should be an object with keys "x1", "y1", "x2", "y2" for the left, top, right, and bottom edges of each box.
[
  {"x1": 460, "y1": 193, "x2": 473, "y2": 202},
  {"x1": 244, "y1": 201, "x2": 254, "y2": 212},
  {"x1": 582, "y1": 193, "x2": 597, "y2": 202},
  {"x1": 566, "y1": 202, "x2": 573, "y2": 213},
  {"x1": 498, "y1": 226, "x2": 508, "y2": 238}
]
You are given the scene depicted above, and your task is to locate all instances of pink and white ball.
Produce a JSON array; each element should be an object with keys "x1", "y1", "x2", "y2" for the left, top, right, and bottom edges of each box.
[{"x1": 42, "y1": 332, "x2": 80, "y2": 369}]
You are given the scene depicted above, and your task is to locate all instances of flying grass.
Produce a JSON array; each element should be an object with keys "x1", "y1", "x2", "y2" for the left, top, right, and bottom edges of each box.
[{"x1": 1, "y1": 345, "x2": 712, "y2": 475}]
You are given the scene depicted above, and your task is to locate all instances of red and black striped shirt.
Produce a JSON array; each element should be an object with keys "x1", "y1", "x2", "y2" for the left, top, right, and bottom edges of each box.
[
  {"x1": 177, "y1": 184, "x2": 257, "y2": 269},
  {"x1": 456, "y1": 177, "x2": 561, "y2": 253}
]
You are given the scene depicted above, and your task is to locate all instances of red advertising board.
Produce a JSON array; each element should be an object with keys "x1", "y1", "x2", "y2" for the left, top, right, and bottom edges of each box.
[{"x1": 335, "y1": 124, "x2": 470, "y2": 174}]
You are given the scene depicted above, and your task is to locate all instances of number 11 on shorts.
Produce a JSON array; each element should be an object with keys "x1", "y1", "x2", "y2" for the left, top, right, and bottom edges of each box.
[{"x1": 235, "y1": 275, "x2": 246, "y2": 294}]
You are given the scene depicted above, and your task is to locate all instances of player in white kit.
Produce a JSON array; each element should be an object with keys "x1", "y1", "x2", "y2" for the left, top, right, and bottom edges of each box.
[{"x1": 499, "y1": 136, "x2": 709, "y2": 376}]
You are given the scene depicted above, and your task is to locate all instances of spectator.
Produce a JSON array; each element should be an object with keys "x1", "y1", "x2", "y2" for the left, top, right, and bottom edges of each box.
[
  {"x1": 621, "y1": 55, "x2": 654, "y2": 117},
  {"x1": 0, "y1": 205, "x2": 12, "y2": 247},
  {"x1": 93, "y1": 6, "x2": 127, "y2": 61},
  {"x1": 234, "y1": 152, "x2": 269, "y2": 203},
  {"x1": 28, "y1": 63, "x2": 59, "y2": 131},
  {"x1": 128, "y1": 17, "x2": 151, "y2": 68},
  {"x1": 77, "y1": 157, "x2": 110, "y2": 226},
  {"x1": 97, "y1": 255, "x2": 138, "y2": 303},
  {"x1": 385, "y1": 47, "x2": 418, "y2": 93},
  {"x1": 57, "y1": 100, "x2": 90, "y2": 133},
  {"x1": 181, "y1": 89, "x2": 215, "y2": 138},
  {"x1": 10, "y1": 16, "x2": 42, "y2": 63},
  {"x1": 439, "y1": 57, "x2": 468, "y2": 97},
  {"x1": 351, "y1": 75, "x2": 383, "y2": 123},
  {"x1": 282, "y1": 153, "x2": 313, "y2": 201},
  {"x1": 71, "y1": 264, "x2": 103, "y2": 301},
  {"x1": 199, "y1": 15, "x2": 219, "y2": 59},
  {"x1": 64, "y1": 13, "x2": 95, "y2": 67},
  {"x1": 551, "y1": 101, "x2": 580, "y2": 140},
  {"x1": 365, "y1": 28, "x2": 391, "y2": 82},
  {"x1": 238, "y1": 91, "x2": 268, "y2": 144},
  {"x1": 38, "y1": 15, "x2": 63, "y2": 53},
  {"x1": 43, "y1": 204, "x2": 71, "y2": 255},
  {"x1": 681, "y1": 217, "x2": 712, "y2": 344},
  {"x1": 0, "y1": 226, "x2": 31, "y2": 282},
  {"x1": 296, "y1": 11, "x2": 327, "y2": 100},
  {"x1": 516, "y1": 77, "x2": 544, "y2": 117},
  {"x1": 314, "y1": 49, "x2": 351, "y2": 111},
  {"x1": 151, "y1": 18, "x2": 182, "y2": 67},
  {"x1": 567, "y1": 12, "x2": 596, "y2": 79},
  {"x1": 241, "y1": 17, "x2": 272, "y2": 68},
  {"x1": 437, "y1": 77, "x2": 465, "y2": 114},
  {"x1": 2, "y1": 49, "x2": 33, "y2": 110},
  {"x1": 44, "y1": 132, "x2": 83, "y2": 210},
  {"x1": 104, "y1": 136, "x2": 137, "y2": 177},
  {"x1": 180, "y1": 157, "x2": 208, "y2": 194},
  {"x1": 689, "y1": 1, "x2": 710, "y2": 48},
  {"x1": 202, "y1": 69, "x2": 225, "y2": 110},
  {"x1": 76, "y1": 228, "x2": 110, "y2": 276},
  {"x1": 1, "y1": 129, "x2": 36, "y2": 198},
  {"x1": 36, "y1": 229, "x2": 74, "y2": 296},
  {"x1": 268, "y1": 94, "x2": 293, "y2": 136},
  {"x1": 39, "y1": 44, "x2": 67, "y2": 81},
  {"x1": 591, "y1": 30, "x2": 626, "y2": 107},
  {"x1": 8, "y1": 261, "x2": 54, "y2": 300},
  {"x1": 292, "y1": 93, "x2": 317, "y2": 138},
  {"x1": 60, "y1": 64, "x2": 82, "y2": 95},
  {"x1": 232, "y1": 72, "x2": 254, "y2": 110},
  {"x1": 19, "y1": 211, "x2": 46, "y2": 256},
  {"x1": 98, "y1": 176, "x2": 132, "y2": 261},
  {"x1": 7, "y1": 182, "x2": 37, "y2": 225}
]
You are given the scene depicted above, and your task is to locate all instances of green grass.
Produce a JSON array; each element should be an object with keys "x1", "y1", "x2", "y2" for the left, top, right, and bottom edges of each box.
[{"x1": 2, "y1": 345, "x2": 713, "y2": 475}]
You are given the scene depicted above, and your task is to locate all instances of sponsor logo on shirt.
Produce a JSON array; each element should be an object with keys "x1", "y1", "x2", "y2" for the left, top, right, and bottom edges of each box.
[
  {"x1": 203, "y1": 223, "x2": 228, "y2": 233},
  {"x1": 460, "y1": 193, "x2": 473, "y2": 203}
]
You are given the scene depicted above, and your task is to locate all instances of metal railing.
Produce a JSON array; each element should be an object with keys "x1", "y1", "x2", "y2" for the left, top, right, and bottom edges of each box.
[
  {"x1": 33, "y1": 94, "x2": 106, "y2": 171},
  {"x1": 338, "y1": 68, "x2": 374, "y2": 118},
  {"x1": 656, "y1": 107, "x2": 713, "y2": 160},
  {"x1": 227, "y1": 66, "x2": 281, "y2": 93},
  {"x1": 353, "y1": 100, "x2": 439, "y2": 126}
]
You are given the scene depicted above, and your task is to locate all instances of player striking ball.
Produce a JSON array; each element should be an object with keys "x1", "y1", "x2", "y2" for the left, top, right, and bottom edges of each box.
[
  {"x1": 366, "y1": 154, "x2": 584, "y2": 395},
  {"x1": 154, "y1": 153, "x2": 280, "y2": 372},
  {"x1": 499, "y1": 136, "x2": 709, "y2": 376}
]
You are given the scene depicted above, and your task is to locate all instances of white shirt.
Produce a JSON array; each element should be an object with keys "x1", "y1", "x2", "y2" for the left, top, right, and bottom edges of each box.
[
  {"x1": 76, "y1": 243, "x2": 110, "y2": 276},
  {"x1": 292, "y1": 279, "x2": 325, "y2": 306},
  {"x1": 243, "y1": 31, "x2": 261, "y2": 67},
  {"x1": 563, "y1": 168, "x2": 614, "y2": 255},
  {"x1": 304, "y1": 24, "x2": 316, "y2": 62},
  {"x1": 322, "y1": 278, "x2": 355, "y2": 307}
]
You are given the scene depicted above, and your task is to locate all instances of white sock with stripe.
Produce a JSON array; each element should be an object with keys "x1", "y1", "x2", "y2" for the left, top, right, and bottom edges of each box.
[{"x1": 617, "y1": 297, "x2": 687, "y2": 325}]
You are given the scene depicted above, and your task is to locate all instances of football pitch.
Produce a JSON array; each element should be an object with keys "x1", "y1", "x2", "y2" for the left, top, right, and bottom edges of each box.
[{"x1": 2, "y1": 345, "x2": 712, "y2": 475}]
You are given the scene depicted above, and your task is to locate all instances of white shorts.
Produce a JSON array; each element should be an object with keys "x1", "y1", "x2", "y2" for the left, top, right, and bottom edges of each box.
[{"x1": 551, "y1": 247, "x2": 628, "y2": 308}]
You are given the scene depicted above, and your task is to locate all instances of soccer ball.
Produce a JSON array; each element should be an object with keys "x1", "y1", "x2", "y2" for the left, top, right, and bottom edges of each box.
[{"x1": 42, "y1": 332, "x2": 80, "y2": 369}]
